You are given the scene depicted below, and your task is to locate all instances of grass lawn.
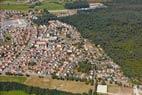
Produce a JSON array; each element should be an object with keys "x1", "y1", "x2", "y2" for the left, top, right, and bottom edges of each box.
[
  {"x1": 0, "y1": 90, "x2": 32, "y2": 95},
  {"x1": 0, "y1": 0, "x2": 77, "y2": 11},
  {"x1": 0, "y1": 75, "x2": 27, "y2": 83},
  {"x1": 35, "y1": 1, "x2": 65, "y2": 10},
  {"x1": 0, "y1": 0, "x2": 65, "y2": 11},
  {"x1": 25, "y1": 77, "x2": 93, "y2": 94},
  {"x1": 0, "y1": 4, "x2": 29, "y2": 11},
  {"x1": 0, "y1": 0, "x2": 16, "y2": 2}
]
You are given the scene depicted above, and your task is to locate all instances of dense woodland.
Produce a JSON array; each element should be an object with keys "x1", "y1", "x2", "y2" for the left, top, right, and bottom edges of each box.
[
  {"x1": 77, "y1": 60, "x2": 93, "y2": 73},
  {"x1": 112, "y1": 0, "x2": 142, "y2": 4},
  {"x1": 0, "y1": 82, "x2": 96, "y2": 95},
  {"x1": 64, "y1": 0, "x2": 89, "y2": 9}
]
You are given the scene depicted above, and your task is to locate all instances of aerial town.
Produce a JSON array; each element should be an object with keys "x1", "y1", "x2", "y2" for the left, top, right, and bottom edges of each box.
[{"x1": 0, "y1": 0, "x2": 142, "y2": 95}]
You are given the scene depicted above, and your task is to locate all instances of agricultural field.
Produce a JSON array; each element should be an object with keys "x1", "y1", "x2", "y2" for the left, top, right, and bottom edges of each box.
[
  {"x1": 25, "y1": 77, "x2": 93, "y2": 94},
  {"x1": 0, "y1": 4, "x2": 29, "y2": 11},
  {"x1": 0, "y1": 0, "x2": 28, "y2": 11},
  {"x1": 108, "y1": 85, "x2": 133, "y2": 95},
  {"x1": 0, "y1": 75, "x2": 92, "y2": 94},
  {"x1": 0, "y1": 90, "x2": 31, "y2": 95},
  {"x1": 34, "y1": 0, "x2": 65, "y2": 10},
  {"x1": 0, "y1": 75, "x2": 27, "y2": 83},
  {"x1": 0, "y1": 0, "x2": 73, "y2": 11},
  {"x1": 0, "y1": 0, "x2": 17, "y2": 2}
]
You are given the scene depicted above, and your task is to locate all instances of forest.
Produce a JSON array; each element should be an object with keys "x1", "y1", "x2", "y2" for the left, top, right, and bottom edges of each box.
[
  {"x1": 77, "y1": 60, "x2": 93, "y2": 73},
  {"x1": 112, "y1": 0, "x2": 142, "y2": 4},
  {"x1": 64, "y1": 0, "x2": 89, "y2": 9}
]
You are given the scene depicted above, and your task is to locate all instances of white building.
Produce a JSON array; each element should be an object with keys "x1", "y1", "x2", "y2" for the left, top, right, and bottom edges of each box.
[{"x1": 97, "y1": 85, "x2": 107, "y2": 94}]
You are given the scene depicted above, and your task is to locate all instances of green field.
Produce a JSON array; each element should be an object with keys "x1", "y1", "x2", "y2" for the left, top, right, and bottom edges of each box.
[
  {"x1": 0, "y1": 91, "x2": 31, "y2": 95},
  {"x1": 0, "y1": 76, "x2": 27, "y2": 83},
  {"x1": 0, "y1": 0, "x2": 28, "y2": 11},
  {"x1": 35, "y1": 1, "x2": 64, "y2": 10},
  {"x1": 0, "y1": 0, "x2": 67, "y2": 11},
  {"x1": 0, "y1": 4, "x2": 29, "y2": 11},
  {"x1": 0, "y1": 0, "x2": 16, "y2": 2}
]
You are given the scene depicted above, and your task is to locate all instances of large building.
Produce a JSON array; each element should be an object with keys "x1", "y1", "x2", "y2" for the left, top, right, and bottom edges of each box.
[{"x1": 97, "y1": 85, "x2": 108, "y2": 94}]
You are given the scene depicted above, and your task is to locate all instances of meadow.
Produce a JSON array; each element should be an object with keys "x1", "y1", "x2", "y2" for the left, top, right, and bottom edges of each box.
[
  {"x1": 0, "y1": 75, "x2": 27, "y2": 83},
  {"x1": 0, "y1": 75, "x2": 92, "y2": 94},
  {"x1": 0, "y1": 0, "x2": 67, "y2": 11},
  {"x1": 25, "y1": 77, "x2": 93, "y2": 94},
  {"x1": 0, "y1": 90, "x2": 31, "y2": 95}
]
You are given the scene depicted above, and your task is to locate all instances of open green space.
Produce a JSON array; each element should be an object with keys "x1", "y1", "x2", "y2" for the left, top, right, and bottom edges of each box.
[
  {"x1": 0, "y1": 76, "x2": 27, "y2": 83},
  {"x1": 0, "y1": 0, "x2": 16, "y2": 2},
  {"x1": 0, "y1": 0, "x2": 28, "y2": 11},
  {"x1": 0, "y1": 0, "x2": 68, "y2": 11},
  {"x1": 0, "y1": 4, "x2": 29, "y2": 11},
  {"x1": 25, "y1": 77, "x2": 93, "y2": 94},
  {"x1": 0, "y1": 82, "x2": 82, "y2": 95},
  {"x1": 0, "y1": 90, "x2": 31, "y2": 95},
  {"x1": 0, "y1": 76, "x2": 92, "y2": 94},
  {"x1": 35, "y1": 1, "x2": 65, "y2": 10},
  {"x1": 0, "y1": 0, "x2": 78, "y2": 11}
]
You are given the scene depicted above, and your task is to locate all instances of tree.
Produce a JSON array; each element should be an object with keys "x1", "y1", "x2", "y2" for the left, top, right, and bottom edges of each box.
[
  {"x1": 65, "y1": 0, "x2": 89, "y2": 9},
  {"x1": 88, "y1": 89, "x2": 93, "y2": 95}
]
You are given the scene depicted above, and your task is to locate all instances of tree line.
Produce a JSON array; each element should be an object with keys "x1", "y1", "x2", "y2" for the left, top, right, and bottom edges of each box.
[
  {"x1": 0, "y1": 82, "x2": 80, "y2": 95},
  {"x1": 64, "y1": 0, "x2": 89, "y2": 9},
  {"x1": 0, "y1": 82, "x2": 98, "y2": 95}
]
